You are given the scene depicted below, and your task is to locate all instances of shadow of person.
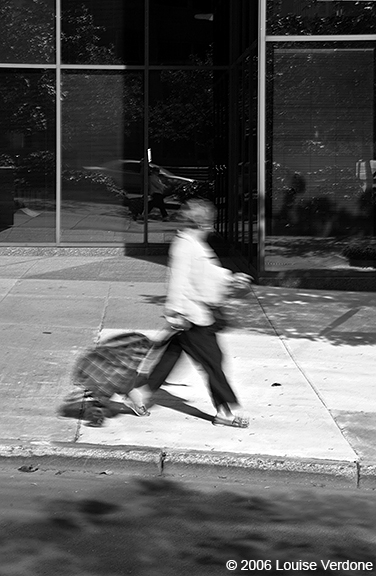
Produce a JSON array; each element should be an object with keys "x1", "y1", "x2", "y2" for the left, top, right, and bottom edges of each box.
[
  {"x1": 140, "y1": 294, "x2": 166, "y2": 306},
  {"x1": 149, "y1": 387, "x2": 213, "y2": 422}
]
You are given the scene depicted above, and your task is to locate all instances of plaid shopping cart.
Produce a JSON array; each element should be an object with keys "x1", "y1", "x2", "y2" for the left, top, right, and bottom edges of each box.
[{"x1": 58, "y1": 330, "x2": 173, "y2": 427}]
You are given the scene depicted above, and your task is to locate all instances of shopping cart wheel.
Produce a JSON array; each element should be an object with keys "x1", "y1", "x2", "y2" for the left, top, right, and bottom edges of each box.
[{"x1": 85, "y1": 406, "x2": 105, "y2": 427}]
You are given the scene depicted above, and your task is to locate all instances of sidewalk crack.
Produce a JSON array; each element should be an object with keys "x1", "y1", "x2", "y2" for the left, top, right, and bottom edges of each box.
[
  {"x1": 251, "y1": 287, "x2": 358, "y2": 460},
  {"x1": 95, "y1": 284, "x2": 111, "y2": 344}
]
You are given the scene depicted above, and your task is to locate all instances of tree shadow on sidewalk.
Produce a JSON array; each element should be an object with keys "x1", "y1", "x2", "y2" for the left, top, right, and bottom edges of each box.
[{"x1": 253, "y1": 286, "x2": 376, "y2": 347}]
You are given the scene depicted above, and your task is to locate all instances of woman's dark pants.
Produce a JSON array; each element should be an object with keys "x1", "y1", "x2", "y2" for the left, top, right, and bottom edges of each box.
[{"x1": 146, "y1": 324, "x2": 238, "y2": 410}]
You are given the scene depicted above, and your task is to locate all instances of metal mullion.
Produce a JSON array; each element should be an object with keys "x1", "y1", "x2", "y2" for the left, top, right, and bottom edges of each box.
[
  {"x1": 148, "y1": 65, "x2": 227, "y2": 70},
  {"x1": 56, "y1": 0, "x2": 61, "y2": 245},
  {"x1": 258, "y1": 0, "x2": 266, "y2": 274},
  {"x1": 0, "y1": 64, "x2": 144, "y2": 70},
  {"x1": 0, "y1": 64, "x2": 145, "y2": 71},
  {"x1": 0, "y1": 63, "x2": 56, "y2": 69},
  {"x1": 266, "y1": 35, "x2": 376, "y2": 42},
  {"x1": 60, "y1": 64, "x2": 141, "y2": 70},
  {"x1": 143, "y1": 0, "x2": 149, "y2": 245}
]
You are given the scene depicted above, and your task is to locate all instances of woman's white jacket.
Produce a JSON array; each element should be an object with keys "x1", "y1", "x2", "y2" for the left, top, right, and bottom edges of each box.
[{"x1": 165, "y1": 230, "x2": 232, "y2": 326}]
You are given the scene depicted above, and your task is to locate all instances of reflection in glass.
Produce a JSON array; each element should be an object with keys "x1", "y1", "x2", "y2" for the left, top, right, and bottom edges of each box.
[
  {"x1": 62, "y1": 0, "x2": 144, "y2": 65},
  {"x1": 147, "y1": 69, "x2": 215, "y2": 242},
  {"x1": 61, "y1": 71, "x2": 144, "y2": 243},
  {"x1": 213, "y1": 72, "x2": 229, "y2": 239},
  {"x1": 149, "y1": 0, "x2": 219, "y2": 65},
  {"x1": 265, "y1": 45, "x2": 376, "y2": 271},
  {"x1": 0, "y1": 0, "x2": 55, "y2": 64},
  {"x1": 233, "y1": 52, "x2": 258, "y2": 268},
  {"x1": 267, "y1": 0, "x2": 376, "y2": 36},
  {"x1": 232, "y1": 0, "x2": 258, "y2": 62},
  {"x1": 0, "y1": 70, "x2": 56, "y2": 243}
]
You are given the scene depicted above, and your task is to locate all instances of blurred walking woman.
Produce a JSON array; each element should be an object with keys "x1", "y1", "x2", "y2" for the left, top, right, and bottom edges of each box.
[{"x1": 140, "y1": 199, "x2": 250, "y2": 428}]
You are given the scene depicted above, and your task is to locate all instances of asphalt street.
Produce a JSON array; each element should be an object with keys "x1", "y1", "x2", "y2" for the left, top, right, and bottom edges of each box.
[{"x1": 1, "y1": 459, "x2": 376, "y2": 575}]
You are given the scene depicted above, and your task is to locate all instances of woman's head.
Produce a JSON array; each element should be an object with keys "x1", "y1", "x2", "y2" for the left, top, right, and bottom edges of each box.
[{"x1": 179, "y1": 199, "x2": 216, "y2": 233}]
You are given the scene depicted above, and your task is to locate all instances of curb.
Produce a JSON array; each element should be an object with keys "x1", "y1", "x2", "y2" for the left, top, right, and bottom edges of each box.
[
  {"x1": 0, "y1": 441, "x2": 362, "y2": 488},
  {"x1": 162, "y1": 450, "x2": 359, "y2": 486}
]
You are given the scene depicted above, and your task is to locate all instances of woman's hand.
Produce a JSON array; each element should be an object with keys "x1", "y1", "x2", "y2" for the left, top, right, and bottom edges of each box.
[
  {"x1": 232, "y1": 273, "x2": 253, "y2": 286},
  {"x1": 164, "y1": 310, "x2": 192, "y2": 331},
  {"x1": 229, "y1": 273, "x2": 253, "y2": 298}
]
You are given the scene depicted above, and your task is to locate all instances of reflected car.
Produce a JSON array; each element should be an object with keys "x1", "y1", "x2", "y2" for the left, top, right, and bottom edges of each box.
[{"x1": 83, "y1": 159, "x2": 195, "y2": 196}]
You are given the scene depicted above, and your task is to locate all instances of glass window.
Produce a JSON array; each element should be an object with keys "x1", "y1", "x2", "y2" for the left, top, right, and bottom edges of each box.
[
  {"x1": 265, "y1": 43, "x2": 376, "y2": 271},
  {"x1": 146, "y1": 69, "x2": 215, "y2": 240},
  {"x1": 61, "y1": 71, "x2": 144, "y2": 243},
  {"x1": 62, "y1": 0, "x2": 144, "y2": 65},
  {"x1": 0, "y1": 70, "x2": 56, "y2": 243},
  {"x1": 0, "y1": 0, "x2": 55, "y2": 64},
  {"x1": 149, "y1": 0, "x2": 222, "y2": 65},
  {"x1": 267, "y1": 0, "x2": 376, "y2": 36}
]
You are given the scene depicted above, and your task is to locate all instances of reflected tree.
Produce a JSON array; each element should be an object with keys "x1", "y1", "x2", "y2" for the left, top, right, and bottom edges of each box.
[
  {"x1": 268, "y1": 39, "x2": 376, "y2": 237},
  {"x1": 149, "y1": 52, "x2": 215, "y2": 162},
  {"x1": 267, "y1": 0, "x2": 376, "y2": 35},
  {"x1": 0, "y1": 0, "x2": 54, "y2": 63},
  {"x1": 0, "y1": 1, "x2": 134, "y2": 195},
  {"x1": 61, "y1": 3, "x2": 120, "y2": 65}
]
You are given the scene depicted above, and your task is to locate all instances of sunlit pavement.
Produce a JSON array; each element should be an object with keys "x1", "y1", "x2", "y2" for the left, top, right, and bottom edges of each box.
[
  {"x1": 0, "y1": 250, "x2": 375, "y2": 488},
  {"x1": 0, "y1": 203, "x2": 180, "y2": 243}
]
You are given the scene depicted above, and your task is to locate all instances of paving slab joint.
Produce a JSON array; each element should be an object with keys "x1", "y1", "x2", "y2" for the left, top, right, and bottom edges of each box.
[
  {"x1": 356, "y1": 460, "x2": 361, "y2": 488},
  {"x1": 358, "y1": 462, "x2": 376, "y2": 490},
  {"x1": 158, "y1": 450, "x2": 167, "y2": 474}
]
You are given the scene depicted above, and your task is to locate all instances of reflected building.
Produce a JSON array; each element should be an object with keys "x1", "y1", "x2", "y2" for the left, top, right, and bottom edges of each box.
[{"x1": 0, "y1": 0, "x2": 376, "y2": 289}]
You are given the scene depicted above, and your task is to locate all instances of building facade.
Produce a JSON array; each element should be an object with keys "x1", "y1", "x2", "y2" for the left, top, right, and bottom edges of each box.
[{"x1": 1, "y1": 0, "x2": 376, "y2": 288}]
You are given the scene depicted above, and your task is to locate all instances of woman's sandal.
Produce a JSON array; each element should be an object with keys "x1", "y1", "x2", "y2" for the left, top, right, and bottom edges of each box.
[
  {"x1": 212, "y1": 414, "x2": 249, "y2": 428},
  {"x1": 125, "y1": 401, "x2": 151, "y2": 417}
]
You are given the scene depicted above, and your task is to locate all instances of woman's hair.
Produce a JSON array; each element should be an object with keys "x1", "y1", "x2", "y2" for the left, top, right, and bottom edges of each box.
[{"x1": 179, "y1": 199, "x2": 217, "y2": 227}]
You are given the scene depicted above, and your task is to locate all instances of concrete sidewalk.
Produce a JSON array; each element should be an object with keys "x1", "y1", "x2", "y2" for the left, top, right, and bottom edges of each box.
[{"x1": 0, "y1": 251, "x2": 375, "y2": 487}]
